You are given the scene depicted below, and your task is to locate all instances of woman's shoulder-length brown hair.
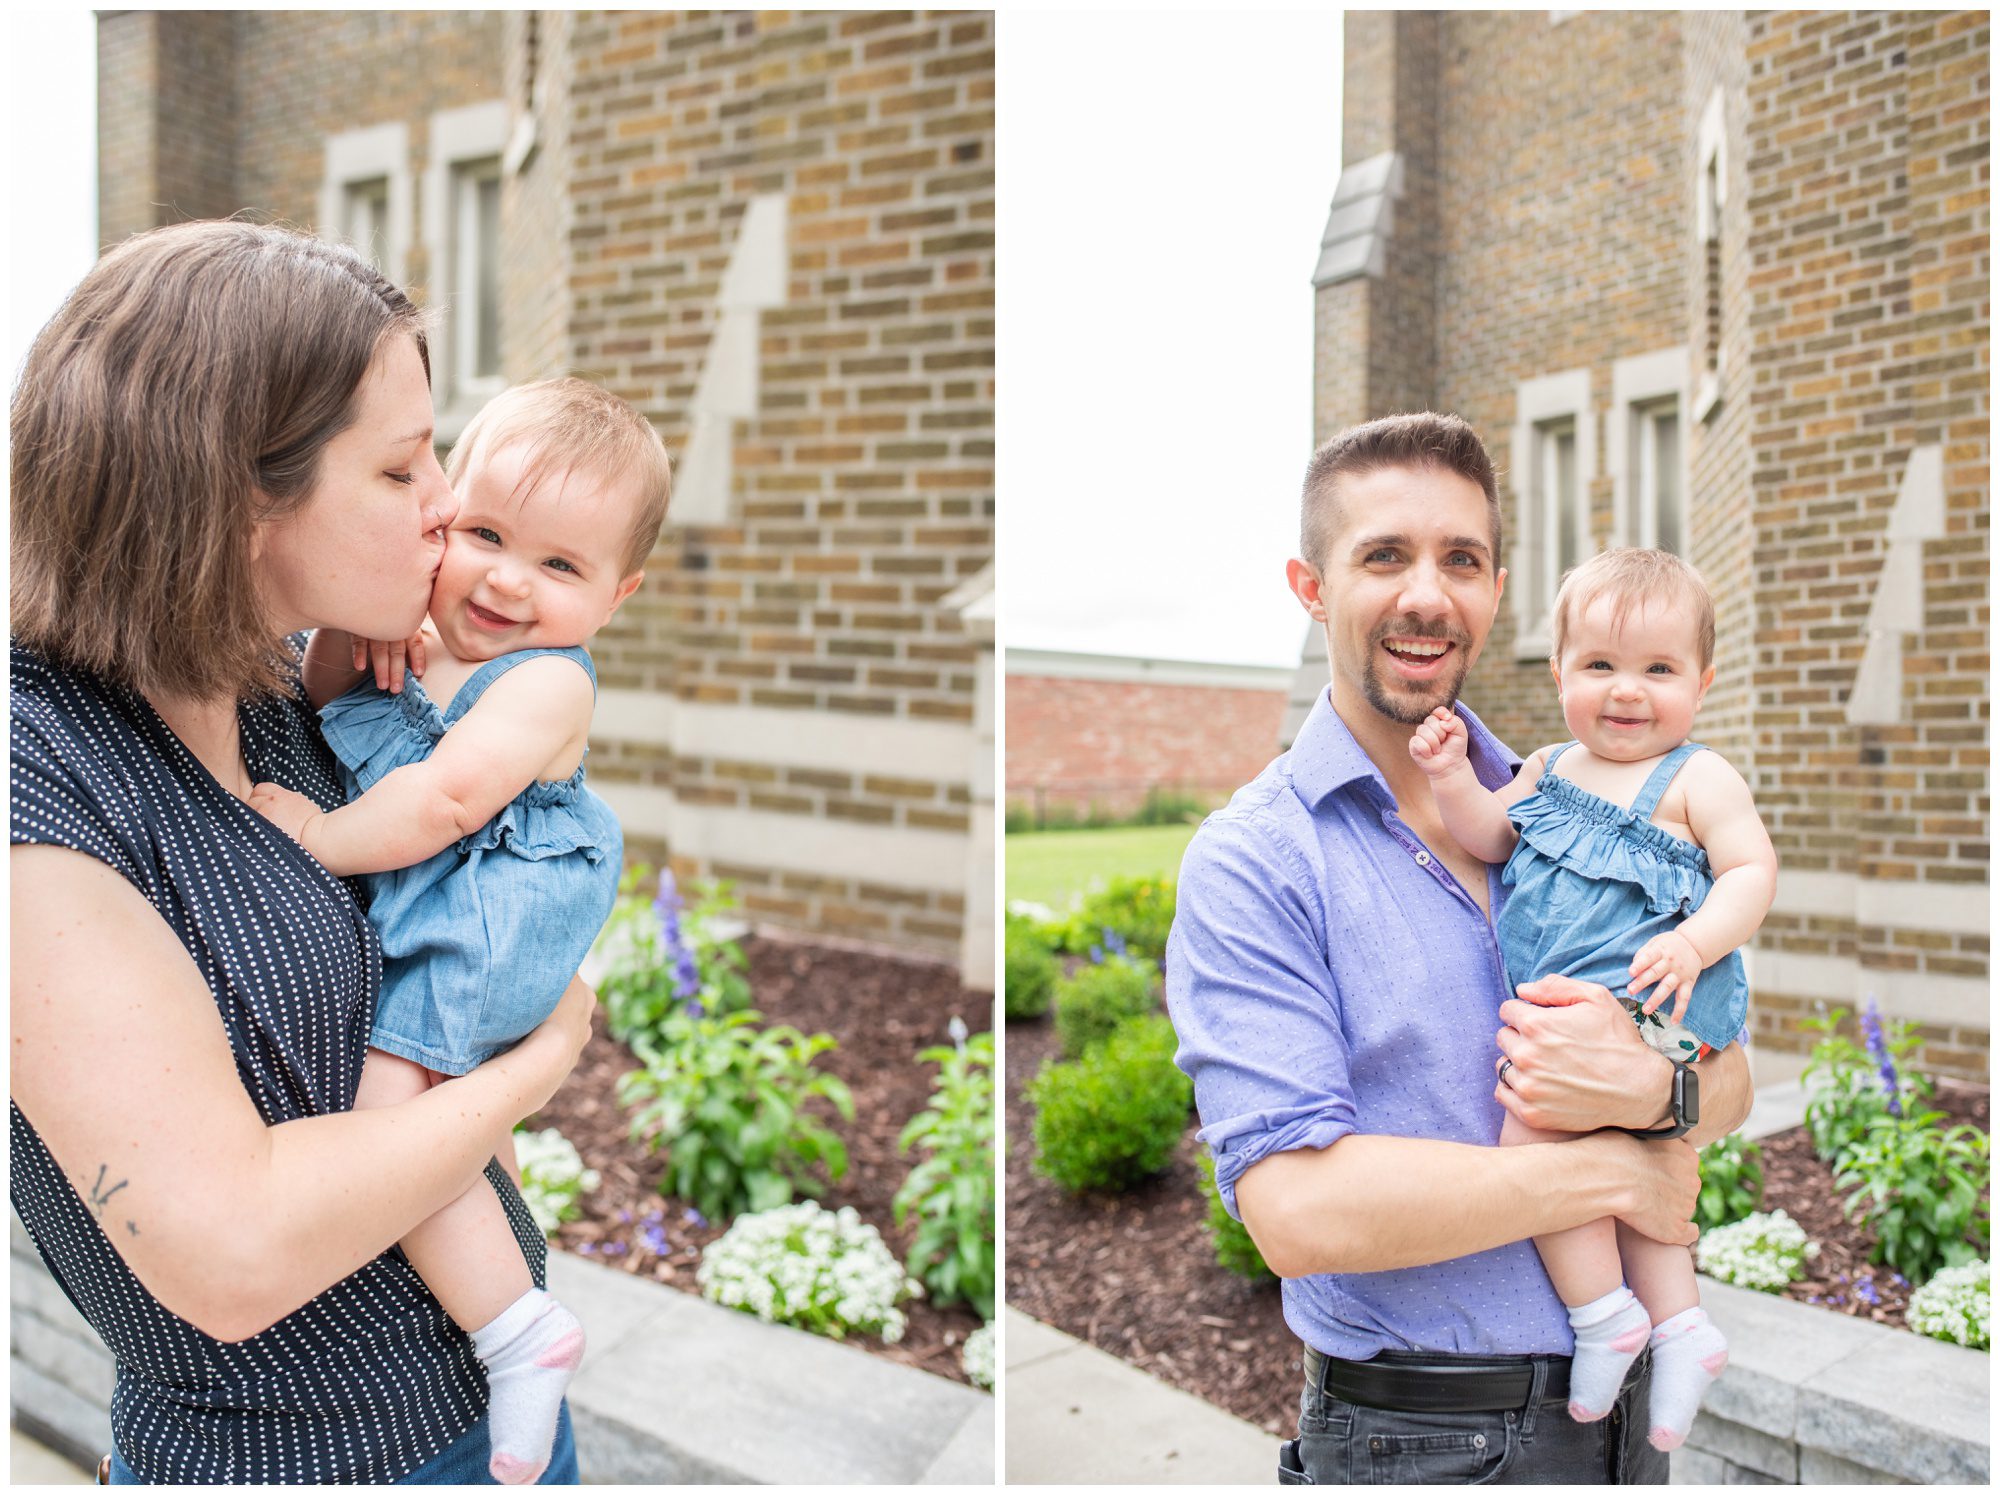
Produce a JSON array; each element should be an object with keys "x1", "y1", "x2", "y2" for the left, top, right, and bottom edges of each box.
[{"x1": 10, "y1": 219, "x2": 430, "y2": 702}]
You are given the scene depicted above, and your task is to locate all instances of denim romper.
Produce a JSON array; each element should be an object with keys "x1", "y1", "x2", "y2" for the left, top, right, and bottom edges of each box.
[
  {"x1": 1496, "y1": 741, "x2": 1748, "y2": 1058},
  {"x1": 320, "y1": 646, "x2": 623, "y2": 1076}
]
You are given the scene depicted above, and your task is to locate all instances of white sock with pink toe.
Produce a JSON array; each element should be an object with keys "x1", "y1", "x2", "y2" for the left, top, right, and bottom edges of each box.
[
  {"x1": 1565, "y1": 1286, "x2": 1652, "y2": 1422},
  {"x1": 1644, "y1": 1306, "x2": 1729, "y2": 1450},
  {"x1": 469, "y1": 1288, "x2": 585, "y2": 1484}
]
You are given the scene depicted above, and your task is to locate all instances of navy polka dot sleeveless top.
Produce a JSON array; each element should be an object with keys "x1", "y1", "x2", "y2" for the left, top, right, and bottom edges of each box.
[{"x1": 9, "y1": 639, "x2": 546, "y2": 1483}]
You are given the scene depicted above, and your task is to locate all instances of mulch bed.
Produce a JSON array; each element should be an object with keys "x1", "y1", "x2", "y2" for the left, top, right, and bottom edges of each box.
[
  {"x1": 523, "y1": 934, "x2": 988, "y2": 1387},
  {"x1": 1757, "y1": 1078, "x2": 1989, "y2": 1327},
  {"x1": 1005, "y1": 1004, "x2": 1990, "y2": 1435}
]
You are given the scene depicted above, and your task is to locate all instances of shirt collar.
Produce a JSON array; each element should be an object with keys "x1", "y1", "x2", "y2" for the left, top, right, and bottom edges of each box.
[{"x1": 1288, "y1": 683, "x2": 1523, "y2": 809}]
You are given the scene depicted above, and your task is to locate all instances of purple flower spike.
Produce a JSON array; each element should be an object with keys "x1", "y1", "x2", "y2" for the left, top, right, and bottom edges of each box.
[{"x1": 1860, "y1": 995, "x2": 1902, "y2": 1117}]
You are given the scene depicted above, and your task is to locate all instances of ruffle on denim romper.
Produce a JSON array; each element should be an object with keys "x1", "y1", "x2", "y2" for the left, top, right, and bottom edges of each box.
[{"x1": 1507, "y1": 772, "x2": 1712, "y2": 918}]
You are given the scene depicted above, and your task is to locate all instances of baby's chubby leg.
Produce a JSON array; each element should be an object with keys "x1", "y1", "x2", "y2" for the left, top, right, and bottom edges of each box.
[
  {"x1": 353, "y1": 1048, "x2": 583, "y2": 1484},
  {"x1": 1499, "y1": 1112, "x2": 1650, "y2": 1422},
  {"x1": 1617, "y1": 1221, "x2": 1727, "y2": 1451}
]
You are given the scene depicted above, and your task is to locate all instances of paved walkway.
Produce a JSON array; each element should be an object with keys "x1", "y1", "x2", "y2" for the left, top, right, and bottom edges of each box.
[
  {"x1": 11, "y1": 1427, "x2": 92, "y2": 1483},
  {"x1": 1004, "y1": 1309, "x2": 1274, "y2": 1484}
]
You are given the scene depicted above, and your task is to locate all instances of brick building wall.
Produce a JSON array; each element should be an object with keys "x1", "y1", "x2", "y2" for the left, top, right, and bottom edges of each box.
[
  {"x1": 1005, "y1": 654, "x2": 1289, "y2": 823},
  {"x1": 92, "y1": 10, "x2": 995, "y2": 969},
  {"x1": 1304, "y1": 10, "x2": 1989, "y2": 1077}
]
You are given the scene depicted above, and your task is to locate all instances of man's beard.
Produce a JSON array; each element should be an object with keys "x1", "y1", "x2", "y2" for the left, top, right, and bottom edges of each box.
[{"x1": 1358, "y1": 621, "x2": 1473, "y2": 725}]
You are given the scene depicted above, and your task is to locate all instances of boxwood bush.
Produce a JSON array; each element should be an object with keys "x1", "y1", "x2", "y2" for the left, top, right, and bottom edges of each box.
[
  {"x1": 1029, "y1": 1014, "x2": 1191, "y2": 1193},
  {"x1": 1053, "y1": 953, "x2": 1158, "y2": 1058},
  {"x1": 1004, "y1": 915, "x2": 1060, "y2": 1020}
]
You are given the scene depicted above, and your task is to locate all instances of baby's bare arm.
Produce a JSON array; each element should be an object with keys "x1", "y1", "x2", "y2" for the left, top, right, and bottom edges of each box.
[
  {"x1": 272, "y1": 658, "x2": 593, "y2": 876},
  {"x1": 1676, "y1": 752, "x2": 1778, "y2": 965},
  {"x1": 1413, "y1": 708, "x2": 1544, "y2": 863}
]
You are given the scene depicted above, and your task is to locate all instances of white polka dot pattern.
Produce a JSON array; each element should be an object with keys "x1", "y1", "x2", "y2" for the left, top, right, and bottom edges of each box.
[{"x1": 10, "y1": 640, "x2": 547, "y2": 1483}]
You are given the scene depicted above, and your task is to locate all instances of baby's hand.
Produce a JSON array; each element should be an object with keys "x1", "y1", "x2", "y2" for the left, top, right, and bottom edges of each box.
[
  {"x1": 1628, "y1": 929, "x2": 1705, "y2": 1024},
  {"x1": 250, "y1": 782, "x2": 321, "y2": 846},
  {"x1": 1408, "y1": 706, "x2": 1470, "y2": 778},
  {"x1": 350, "y1": 631, "x2": 428, "y2": 695}
]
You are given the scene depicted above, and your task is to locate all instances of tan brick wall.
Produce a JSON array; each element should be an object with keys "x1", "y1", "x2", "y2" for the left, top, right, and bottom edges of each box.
[
  {"x1": 1433, "y1": 10, "x2": 1689, "y2": 752},
  {"x1": 557, "y1": 10, "x2": 994, "y2": 956},
  {"x1": 234, "y1": 11, "x2": 505, "y2": 288},
  {"x1": 1004, "y1": 676, "x2": 1286, "y2": 822}
]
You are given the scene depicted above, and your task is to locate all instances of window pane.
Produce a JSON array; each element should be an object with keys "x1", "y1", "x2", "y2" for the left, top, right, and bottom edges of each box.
[
  {"x1": 345, "y1": 178, "x2": 389, "y2": 268},
  {"x1": 1555, "y1": 428, "x2": 1578, "y2": 577},
  {"x1": 1653, "y1": 410, "x2": 1681, "y2": 554},
  {"x1": 475, "y1": 173, "x2": 500, "y2": 378}
]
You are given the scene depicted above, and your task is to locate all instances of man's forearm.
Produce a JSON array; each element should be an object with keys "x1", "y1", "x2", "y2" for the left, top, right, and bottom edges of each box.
[{"x1": 1237, "y1": 1130, "x2": 1643, "y2": 1278}]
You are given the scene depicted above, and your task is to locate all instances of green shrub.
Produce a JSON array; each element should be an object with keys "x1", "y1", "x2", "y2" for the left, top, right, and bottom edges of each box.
[
  {"x1": 1004, "y1": 916, "x2": 1060, "y2": 1020},
  {"x1": 1696, "y1": 1134, "x2": 1764, "y2": 1231},
  {"x1": 1052, "y1": 876, "x2": 1176, "y2": 963},
  {"x1": 1029, "y1": 1014, "x2": 1191, "y2": 1193},
  {"x1": 1834, "y1": 1109, "x2": 1990, "y2": 1284},
  {"x1": 894, "y1": 1029, "x2": 996, "y2": 1319},
  {"x1": 598, "y1": 865, "x2": 753, "y2": 1050},
  {"x1": 1906, "y1": 1260, "x2": 1990, "y2": 1351},
  {"x1": 1799, "y1": 1003, "x2": 1931, "y2": 1170},
  {"x1": 1198, "y1": 1151, "x2": 1275, "y2": 1282},
  {"x1": 618, "y1": 1009, "x2": 853, "y2": 1222},
  {"x1": 1053, "y1": 953, "x2": 1158, "y2": 1058}
]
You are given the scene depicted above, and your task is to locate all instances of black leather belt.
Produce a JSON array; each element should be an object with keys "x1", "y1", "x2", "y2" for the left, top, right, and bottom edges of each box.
[{"x1": 1305, "y1": 1345, "x2": 1608, "y2": 1413}]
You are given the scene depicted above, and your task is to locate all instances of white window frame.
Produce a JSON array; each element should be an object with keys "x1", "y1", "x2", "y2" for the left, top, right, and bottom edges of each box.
[
  {"x1": 320, "y1": 124, "x2": 411, "y2": 286},
  {"x1": 1694, "y1": 85, "x2": 1727, "y2": 424},
  {"x1": 424, "y1": 102, "x2": 511, "y2": 441},
  {"x1": 1511, "y1": 368, "x2": 1594, "y2": 659},
  {"x1": 1610, "y1": 348, "x2": 1689, "y2": 553}
]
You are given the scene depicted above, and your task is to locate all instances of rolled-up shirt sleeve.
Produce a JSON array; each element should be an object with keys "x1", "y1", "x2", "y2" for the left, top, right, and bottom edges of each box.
[{"x1": 1166, "y1": 811, "x2": 1355, "y2": 1221}]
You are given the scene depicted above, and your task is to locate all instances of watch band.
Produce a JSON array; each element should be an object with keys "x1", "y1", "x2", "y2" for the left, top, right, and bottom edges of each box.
[{"x1": 1609, "y1": 1061, "x2": 1698, "y2": 1140}]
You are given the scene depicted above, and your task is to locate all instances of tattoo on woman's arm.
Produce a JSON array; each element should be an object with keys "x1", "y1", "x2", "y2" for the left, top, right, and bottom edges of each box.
[{"x1": 86, "y1": 1163, "x2": 130, "y2": 1219}]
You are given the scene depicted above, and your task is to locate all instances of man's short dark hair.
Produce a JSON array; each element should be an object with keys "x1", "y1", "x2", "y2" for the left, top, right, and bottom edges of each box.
[{"x1": 1300, "y1": 412, "x2": 1502, "y2": 571}]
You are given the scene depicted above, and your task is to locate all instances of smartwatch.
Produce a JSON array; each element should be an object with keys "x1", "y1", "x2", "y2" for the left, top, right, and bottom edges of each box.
[{"x1": 1611, "y1": 1060, "x2": 1698, "y2": 1140}]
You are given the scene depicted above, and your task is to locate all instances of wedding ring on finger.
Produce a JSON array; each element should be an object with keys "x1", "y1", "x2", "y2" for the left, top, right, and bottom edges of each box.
[{"x1": 1497, "y1": 1059, "x2": 1515, "y2": 1089}]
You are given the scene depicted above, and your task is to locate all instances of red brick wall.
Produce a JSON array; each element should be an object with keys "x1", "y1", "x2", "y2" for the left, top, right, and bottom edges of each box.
[{"x1": 1005, "y1": 675, "x2": 1286, "y2": 821}]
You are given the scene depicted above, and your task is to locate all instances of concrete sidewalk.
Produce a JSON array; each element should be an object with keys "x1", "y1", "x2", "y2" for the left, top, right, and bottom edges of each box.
[{"x1": 1004, "y1": 1309, "x2": 1275, "y2": 1484}]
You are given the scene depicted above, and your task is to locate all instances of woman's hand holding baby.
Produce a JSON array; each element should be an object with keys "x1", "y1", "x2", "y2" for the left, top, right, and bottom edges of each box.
[
  {"x1": 1409, "y1": 706, "x2": 1471, "y2": 779},
  {"x1": 1627, "y1": 928, "x2": 1704, "y2": 1023},
  {"x1": 485, "y1": 975, "x2": 597, "y2": 1119}
]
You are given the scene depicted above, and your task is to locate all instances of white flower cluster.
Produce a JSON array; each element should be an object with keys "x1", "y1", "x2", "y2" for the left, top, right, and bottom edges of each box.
[
  {"x1": 1906, "y1": 1260, "x2": 1990, "y2": 1351},
  {"x1": 962, "y1": 1321, "x2": 995, "y2": 1390},
  {"x1": 1696, "y1": 1209, "x2": 1820, "y2": 1292},
  {"x1": 514, "y1": 1127, "x2": 601, "y2": 1237},
  {"x1": 697, "y1": 1201, "x2": 921, "y2": 1343}
]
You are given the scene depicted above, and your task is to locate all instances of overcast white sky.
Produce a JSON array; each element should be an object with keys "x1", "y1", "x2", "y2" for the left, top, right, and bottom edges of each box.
[
  {"x1": 8, "y1": 11, "x2": 97, "y2": 393},
  {"x1": 7, "y1": 9, "x2": 1340, "y2": 671},
  {"x1": 1001, "y1": 9, "x2": 1343, "y2": 668}
]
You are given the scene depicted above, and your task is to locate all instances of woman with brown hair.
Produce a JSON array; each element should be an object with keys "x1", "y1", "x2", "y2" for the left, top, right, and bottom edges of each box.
[{"x1": 10, "y1": 219, "x2": 595, "y2": 1484}]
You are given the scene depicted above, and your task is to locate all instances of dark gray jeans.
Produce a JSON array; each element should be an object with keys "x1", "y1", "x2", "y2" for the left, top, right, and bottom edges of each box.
[{"x1": 1279, "y1": 1348, "x2": 1668, "y2": 1485}]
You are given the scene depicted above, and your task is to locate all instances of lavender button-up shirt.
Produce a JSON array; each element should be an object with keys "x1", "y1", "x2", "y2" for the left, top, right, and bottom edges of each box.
[{"x1": 1165, "y1": 686, "x2": 1575, "y2": 1359}]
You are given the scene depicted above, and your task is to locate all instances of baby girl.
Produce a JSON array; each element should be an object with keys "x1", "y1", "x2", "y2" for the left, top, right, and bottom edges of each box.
[
  {"x1": 253, "y1": 377, "x2": 670, "y2": 1482},
  {"x1": 1409, "y1": 546, "x2": 1776, "y2": 1451}
]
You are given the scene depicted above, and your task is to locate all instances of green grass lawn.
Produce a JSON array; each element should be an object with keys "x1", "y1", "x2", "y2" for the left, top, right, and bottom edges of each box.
[{"x1": 1004, "y1": 823, "x2": 1200, "y2": 908}]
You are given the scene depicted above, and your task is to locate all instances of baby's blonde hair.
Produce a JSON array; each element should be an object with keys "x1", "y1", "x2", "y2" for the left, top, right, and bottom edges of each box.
[
  {"x1": 447, "y1": 378, "x2": 672, "y2": 575},
  {"x1": 1549, "y1": 547, "x2": 1716, "y2": 669}
]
